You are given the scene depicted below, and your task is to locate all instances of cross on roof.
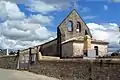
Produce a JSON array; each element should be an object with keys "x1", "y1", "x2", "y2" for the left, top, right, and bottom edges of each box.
[{"x1": 72, "y1": 0, "x2": 77, "y2": 9}]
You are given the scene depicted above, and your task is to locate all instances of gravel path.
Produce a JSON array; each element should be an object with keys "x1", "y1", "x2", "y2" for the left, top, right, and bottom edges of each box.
[{"x1": 0, "y1": 68, "x2": 59, "y2": 80}]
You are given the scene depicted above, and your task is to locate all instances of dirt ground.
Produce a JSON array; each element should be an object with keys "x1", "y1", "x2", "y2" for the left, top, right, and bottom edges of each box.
[{"x1": 0, "y1": 68, "x2": 59, "y2": 80}]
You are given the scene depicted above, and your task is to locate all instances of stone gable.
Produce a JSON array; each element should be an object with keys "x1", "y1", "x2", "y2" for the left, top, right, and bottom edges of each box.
[{"x1": 57, "y1": 9, "x2": 92, "y2": 42}]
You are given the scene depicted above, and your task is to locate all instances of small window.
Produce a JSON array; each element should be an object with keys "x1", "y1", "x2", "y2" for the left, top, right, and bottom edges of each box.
[
  {"x1": 76, "y1": 22, "x2": 81, "y2": 32},
  {"x1": 68, "y1": 21, "x2": 73, "y2": 31}
]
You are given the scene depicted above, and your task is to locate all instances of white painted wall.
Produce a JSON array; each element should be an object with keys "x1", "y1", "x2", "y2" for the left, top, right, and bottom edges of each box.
[
  {"x1": 72, "y1": 42, "x2": 108, "y2": 57},
  {"x1": 73, "y1": 42, "x2": 84, "y2": 56},
  {"x1": 91, "y1": 43, "x2": 108, "y2": 57},
  {"x1": 62, "y1": 41, "x2": 108, "y2": 57}
]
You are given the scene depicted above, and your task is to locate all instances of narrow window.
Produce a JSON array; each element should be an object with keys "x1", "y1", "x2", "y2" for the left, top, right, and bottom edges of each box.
[
  {"x1": 30, "y1": 54, "x2": 36, "y2": 64},
  {"x1": 68, "y1": 21, "x2": 73, "y2": 31},
  {"x1": 84, "y1": 50, "x2": 88, "y2": 56},
  {"x1": 85, "y1": 30, "x2": 88, "y2": 35},
  {"x1": 76, "y1": 22, "x2": 81, "y2": 32},
  {"x1": 94, "y1": 46, "x2": 98, "y2": 56}
]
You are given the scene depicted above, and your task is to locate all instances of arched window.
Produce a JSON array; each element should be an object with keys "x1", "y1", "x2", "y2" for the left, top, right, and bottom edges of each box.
[
  {"x1": 68, "y1": 21, "x2": 73, "y2": 31},
  {"x1": 85, "y1": 30, "x2": 88, "y2": 35},
  {"x1": 76, "y1": 22, "x2": 81, "y2": 32}
]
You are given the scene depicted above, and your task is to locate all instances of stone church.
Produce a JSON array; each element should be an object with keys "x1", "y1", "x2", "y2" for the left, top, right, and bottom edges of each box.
[
  {"x1": 37, "y1": 9, "x2": 109, "y2": 58},
  {"x1": 20, "y1": 9, "x2": 109, "y2": 60}
]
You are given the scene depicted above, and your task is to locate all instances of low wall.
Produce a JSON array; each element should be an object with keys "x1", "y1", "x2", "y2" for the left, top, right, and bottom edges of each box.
[
  {"x1": 92, "y1": 59, "x2": 120, "y2": 80},
  {"x1": 0, "y1": 55, "x2": 120, "y2": 80},
  {"x1": 41, "y1": 56, "x2": 60, "y2": 60},
  {"x1": 29, "y1": 59, "x2": 120, "y2": 80},
  {"x1": 0, "y1": 55, "x2": 18, "y2": 69}
]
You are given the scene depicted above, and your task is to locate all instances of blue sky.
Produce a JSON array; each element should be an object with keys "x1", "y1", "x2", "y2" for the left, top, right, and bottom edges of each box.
[
  {"x1": 18, "y1": 0, "x2": 120, "y2": 32},
  {"x1": 0, "y1": 0, "x2": 120, "y2": 52}
]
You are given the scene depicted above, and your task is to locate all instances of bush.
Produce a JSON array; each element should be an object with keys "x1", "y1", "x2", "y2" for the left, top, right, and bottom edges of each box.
[{"x1": 111, "y1": 52, "x2": 119, "y2": 56}]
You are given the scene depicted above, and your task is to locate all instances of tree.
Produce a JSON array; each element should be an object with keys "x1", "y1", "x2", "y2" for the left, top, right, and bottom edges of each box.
[{"x1": 9, "y1": 51, "x2": 16, "y2": 55}]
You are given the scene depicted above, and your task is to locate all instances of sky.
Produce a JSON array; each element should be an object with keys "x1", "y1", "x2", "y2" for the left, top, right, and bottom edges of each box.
[{"x1": 0, "y1": 0, "x2": 120, "y2": 52}]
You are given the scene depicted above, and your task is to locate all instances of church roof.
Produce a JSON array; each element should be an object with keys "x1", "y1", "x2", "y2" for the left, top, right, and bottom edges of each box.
[
  {"x1": 62, "y1": 37, "x2": 109, "y2": 45},
  {"x1": 20, "y1": 38, "x2": 57, "y2": 51}
]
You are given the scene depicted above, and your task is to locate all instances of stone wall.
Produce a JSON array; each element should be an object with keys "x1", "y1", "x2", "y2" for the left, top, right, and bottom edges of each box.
[
  {"x1": 62, "y1": 42, "x2": 73, "y2": 57},
  {"x1": 73, "y1": 42, "x2": 84, "y2": 56},
  {"x1": 0, "y1": 55, "x2": 18, "y2": 69},
  {"x1": 92, "y1": 60, "x2": 120, "y2": 80},
  {"x1": 0, "y1": 55, "x2": 120, "y2": 80},
  {"x1": 58, "y1": 10, "x2": 92, "y2": 42},
  {"x1": 29, "y1": 59, "x2": 120, "y2": 80},
  {"x1": 41, "y1": 39, "x2": 58, "y2": 56}
]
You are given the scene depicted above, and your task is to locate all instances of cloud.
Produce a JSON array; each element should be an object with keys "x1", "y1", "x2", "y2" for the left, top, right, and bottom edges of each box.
[
  {"x1": 83, "y1": 16, "x2": 96, "y2": 20},
  {"x1": 24, "y1": 14, "x2": 53, "y2": 25},
  {"x1": 81, "y1": 7, "x2": 90, "y2": 12},
  {"x1": 26, "y1": 0, "x2": 71, "y2": 14},
  {"x1": 40, "y1": 0, "x2": 70, "y2": 8},
  {"x1": 0, "y1": 19, "x2": 56, "y2": 49},
  {"x1": 113, "y1": 0, "x2": 120, "y2": 3},
  {"x1": 0, "y1": 1, "x2": 25, "y2": 21},
  {"x1": 27, "y1": 1, "x2": 57, "y2": 14},
  {"x1": 0, "y1": 0, "x2": 31, "y2": 4},
  {"x1": 87, "y1": 23, "x2": 120, "y2": 52},
  {"x1": 104, "y1": 5, "x2": 108, "y2": 11},
  {"x1": 0, "y1": 1, "x2": 56, "y2": 50}
]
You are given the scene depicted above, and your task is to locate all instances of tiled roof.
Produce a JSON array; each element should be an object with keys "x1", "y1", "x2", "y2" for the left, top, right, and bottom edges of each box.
[{"x1": 62, "y1": 36, "x2": 109, "y2": 45}]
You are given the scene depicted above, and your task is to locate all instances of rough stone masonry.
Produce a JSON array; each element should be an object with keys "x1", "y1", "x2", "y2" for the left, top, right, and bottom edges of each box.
[{"x1": 0, "y1": 55, "x2": 120, "y2": 80}]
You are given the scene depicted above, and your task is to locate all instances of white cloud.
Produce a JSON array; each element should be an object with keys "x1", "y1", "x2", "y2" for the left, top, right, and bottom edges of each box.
[
  {"x1": 2, "y1": 20, "x2": 40, "y2": 31},
  {"x1": 2, "y1": 28, "x2": 30, "y2": 39},
  {"x1": 0, "y1": 1, "x2": 56, "y2": 50},
  {"x1": 0, "y1": 0, "x2": 30, "y2": 4},
  {"x1": 24, "y1": 14, "x2": 53, "y2": 25},
  {"x1": 0, "y1": 19, "x2": 56, "y2": 42},
  {"x1": 26, "y1": 0, "x2": 70, "y2": 14},
  {"x1": 40, "y1": 0, "x2": 70, "y2": 9},
  {"x1": 104, "y1": 5, "x2": 108, "y2": 11},
  {"x1": 83, "y1": 16, "x2": 96, "y2": 20},
  {"x1": 0, "y1": 21, "x2": 56, "y2": 49},
  {"x1": 81, "y1": 7, "x2": 90, "y2": 12},
  {"x1": 26, "y1": 0, "x2": 58, "y2": 14},
  {"x1": 87, "y1": 23, "x2": 120, "y2": 52},
  {"x1": 0, "y1": 1, "x2": 25, "y2": 20},
  {"x1": 113, "y1": 0, "x2": 120, "y2": 3}
]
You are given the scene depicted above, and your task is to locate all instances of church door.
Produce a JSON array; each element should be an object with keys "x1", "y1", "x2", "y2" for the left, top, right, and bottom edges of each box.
[{"x1": 94, "y1": 46, "x2": 98, "y2": 56}]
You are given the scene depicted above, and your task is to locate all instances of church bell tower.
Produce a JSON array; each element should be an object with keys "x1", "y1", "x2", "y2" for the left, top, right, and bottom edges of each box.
[{"x1": 57, "y1": 0, "x2": 92, "y2": 58}]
